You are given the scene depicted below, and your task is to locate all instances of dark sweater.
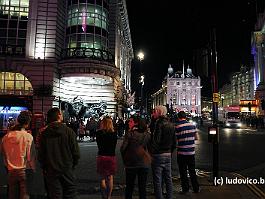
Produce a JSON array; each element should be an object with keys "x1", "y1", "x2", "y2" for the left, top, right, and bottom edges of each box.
[
  {"x1": 96, "y1": 130, "x2": 117, "y2": 156},
  {"x1": 38, "y1": 122, "x2": 80, "y2": 173}
]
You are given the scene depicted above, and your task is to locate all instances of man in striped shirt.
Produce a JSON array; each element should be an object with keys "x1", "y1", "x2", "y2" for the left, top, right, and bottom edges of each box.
[{"x1": 175, "y1": 111, "x2": 200, "y2": 194}]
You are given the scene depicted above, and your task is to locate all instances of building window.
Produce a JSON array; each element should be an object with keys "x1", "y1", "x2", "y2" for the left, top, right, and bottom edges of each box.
[
  {"x1": 0, "y1": 72, "x2": 33, "y2": 95},
  {"x1": 0, "y1": 0, "x2": 29, "y2": 49},
  {"x1": 67, "y1": 4, "x2": 107, "y2": 30},
  {"x1": 0, "y1": 0, "x2": 29, "y2": 17}
]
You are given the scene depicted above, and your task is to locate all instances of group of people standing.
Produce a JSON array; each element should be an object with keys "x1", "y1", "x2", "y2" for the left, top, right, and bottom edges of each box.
[
  {"x1": 0, "y1": 105, "x2": 200, "y2": 199},
  {"x1": 95, "y1": 105, "x2": 200, "y2": 199},
  {"x1": 1, "y1": 108, "x2": 80, "y2": 199}
]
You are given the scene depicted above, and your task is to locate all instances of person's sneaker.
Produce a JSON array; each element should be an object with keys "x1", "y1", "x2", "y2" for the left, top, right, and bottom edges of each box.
[{"x1": 193, "y1": 187, "x2": 201, "y2": 193}]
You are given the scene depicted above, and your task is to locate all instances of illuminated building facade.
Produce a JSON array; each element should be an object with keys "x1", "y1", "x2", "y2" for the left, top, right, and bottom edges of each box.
[
  {"x1": 0, "y1": 0, "x2": 133, "y2": 131},
  {"x1": 231, "y1": 66, "x2": 255, "y2": 105},
  {"x1": 151, "y1": 65, "x2": 202, "y2": 116},
  {"x1": 251, "y1": 8, "x2": 265, "y2": 116},
  {"x1": 219, "y1": 66, "x2": 257, "y2": 115}
]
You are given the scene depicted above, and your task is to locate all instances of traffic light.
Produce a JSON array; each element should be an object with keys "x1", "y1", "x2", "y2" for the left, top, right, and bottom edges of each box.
[{"x1": 261, "y1": 99, "x2": 265, "y2": 110}]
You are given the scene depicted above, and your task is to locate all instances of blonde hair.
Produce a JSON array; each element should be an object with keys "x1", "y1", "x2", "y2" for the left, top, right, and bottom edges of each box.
[
  {"x1": 155, "y1": 105, "x2": 167, "y2": 116},
  {"x1": 100, "y1": 117, "x2": 114, "y2": 132}
]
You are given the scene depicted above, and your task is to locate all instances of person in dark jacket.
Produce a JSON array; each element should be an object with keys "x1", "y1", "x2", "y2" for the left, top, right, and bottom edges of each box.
[
  {"x1": 150, "y1": 105, "x2": 176, "y2": 199},
  {"x1": 120, "y1": 116, "x2": 151, "y2": 199},
  {"x1": 96, "y1": 116, "x2": 117, "y2": 199},
  {"x1": 38, "y1": 107, "x2": 80, "y2": 199}
]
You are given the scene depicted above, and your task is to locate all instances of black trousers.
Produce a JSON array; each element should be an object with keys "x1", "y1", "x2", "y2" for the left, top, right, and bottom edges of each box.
[
  {"x1": 44, "y1": 169, "x2": 77, "y2": 199},
  {"x1": 177, "y1": 155, "x2": 199, "y2": 192},
  {"x1": 125, "y1": 168, "x2": 148, "y2": 199}
]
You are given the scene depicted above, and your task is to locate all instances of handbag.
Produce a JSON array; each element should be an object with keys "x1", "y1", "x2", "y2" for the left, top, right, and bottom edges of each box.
[
  {"x1": 136, "y1": 145, "x2": 152, "y2": 165},
  {"x1": 122, "y1": 140, "x2": 152, "y2": 166}
]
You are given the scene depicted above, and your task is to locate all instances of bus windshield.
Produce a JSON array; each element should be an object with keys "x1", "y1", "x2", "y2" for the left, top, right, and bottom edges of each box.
[{"x1": 227, "y1": 112, "x2": 240, "y2": 119}]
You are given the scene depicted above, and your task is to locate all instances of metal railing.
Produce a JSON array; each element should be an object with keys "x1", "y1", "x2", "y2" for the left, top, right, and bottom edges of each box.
[
  {"x1": 61, "y1": 47, "x2": 114, "y2": 63},
  {"x1": 0, "y1": 45, "x2": 25, "y2": 56}
]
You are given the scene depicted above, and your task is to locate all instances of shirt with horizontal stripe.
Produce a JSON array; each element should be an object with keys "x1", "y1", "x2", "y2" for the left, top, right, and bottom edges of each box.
[{"x1": 175, "y1": 120, "x2": 196, "y2": 155}]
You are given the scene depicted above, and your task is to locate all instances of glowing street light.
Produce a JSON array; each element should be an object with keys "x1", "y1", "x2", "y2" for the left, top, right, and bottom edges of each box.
[
  {"x1": 139, "y1": 75, "x2": 145, "y2": 86},
  {"x1": 137, "y1": 51, "x2": 145, "y2": 114},
  {"x1": 137, "y1": 51, "x2": 144, "y2": 61}
]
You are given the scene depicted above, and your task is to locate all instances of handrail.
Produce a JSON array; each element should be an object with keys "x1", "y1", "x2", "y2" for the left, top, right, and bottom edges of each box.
[{"x1": 61, "y1": 47, "x2": 114, "y2": 63}]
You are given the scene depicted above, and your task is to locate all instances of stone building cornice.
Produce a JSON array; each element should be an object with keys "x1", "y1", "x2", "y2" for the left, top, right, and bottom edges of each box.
[{"x1": 59, "y1": 59, "x2": 120, "y2": 79}]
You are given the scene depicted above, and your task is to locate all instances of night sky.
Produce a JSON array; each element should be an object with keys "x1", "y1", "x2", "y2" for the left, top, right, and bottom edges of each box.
[{"x1": 126, "y1": 0, "x2": 265, "y2": 98}]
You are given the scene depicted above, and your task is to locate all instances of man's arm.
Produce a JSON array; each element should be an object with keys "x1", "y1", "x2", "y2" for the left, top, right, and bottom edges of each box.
[
  {"x1": 120, "y1": 131, "x2": 130, "y2": 155},
  {"x1": 27, "y1": 139, "x2": 36, "y2": 171},
  {"x1": 195, "y1": 130, "x2": 198, "y2": 140},
  {"x1": 37, "y1": 132, "x2": 46, "y2": 169}
]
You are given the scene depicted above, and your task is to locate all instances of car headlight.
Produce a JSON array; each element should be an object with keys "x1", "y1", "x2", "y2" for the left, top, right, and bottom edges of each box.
[
  {"x1": 226, "y1": 123, "x2": 231, "y2": 126},
  {"x1": 237, "y1": 123, "x2": 242, "y2": 127}
]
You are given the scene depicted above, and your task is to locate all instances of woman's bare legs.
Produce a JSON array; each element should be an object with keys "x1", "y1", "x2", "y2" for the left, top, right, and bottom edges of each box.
[
  {"x1": 100, "y1": 178, "x2": 107, "y2": 199},
  {"x1": 106, "y1": 175, "x2": 113, "y2": 199}
]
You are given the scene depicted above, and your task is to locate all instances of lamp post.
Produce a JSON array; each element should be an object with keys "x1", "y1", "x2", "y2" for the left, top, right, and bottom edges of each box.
[
  {"x1": 139, "y1": 74, "x2": 145, "y2": 114},
  {"x1": 137, "y1": 51, "x2": 144, "y2": 115},
  {"x1": 210, "y1": 28, "x2": 219, "y2": 181},
  {"x1": 221, "y1": 95, "x2": 224, "y2": 107}
]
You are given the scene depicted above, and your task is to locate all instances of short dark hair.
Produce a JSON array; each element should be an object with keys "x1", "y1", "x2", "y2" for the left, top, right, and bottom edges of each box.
[
  {"x1": 178, "y1": 111, "x2": 186, "y2": 119},
  {"x1": 47, "y1": 107, "x2": 61, "y2": 124},
  {"x1": 17, "y1": 111, "x2": 32, "y2": 125},
  {"x1": 132, "y1": 116, "x2": 147, "y2": 133}
]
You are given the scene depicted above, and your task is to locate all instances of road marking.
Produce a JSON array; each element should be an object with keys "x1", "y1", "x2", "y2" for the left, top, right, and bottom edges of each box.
[
  {"x1": 232, "y1": 172, "x2": 265, "y2": 198},
  {"x1": 79, "y1": 142, "x2": 97, "y2": 147},
  {"x1": 196, "y1": 169, "x2": 210, "y2": 177}
]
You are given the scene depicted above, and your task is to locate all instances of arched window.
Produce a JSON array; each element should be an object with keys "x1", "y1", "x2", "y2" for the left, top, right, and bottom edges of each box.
[{"x1": 0, "y1": 72, "x2": 33, "y2": 95}]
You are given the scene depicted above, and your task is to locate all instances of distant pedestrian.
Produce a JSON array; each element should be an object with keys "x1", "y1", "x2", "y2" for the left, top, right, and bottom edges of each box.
[
  {"x1": 175, "y1": 111, "x2": 200, "y2": 194},
  {"x1": 38, "y1": 107, "x2": 80, "y2": 199},
  {"x1": 96, "y1": 116, "x2": 118, "y2": 199},
  {"x1": 120, "y1": 116, "x2": 151, "y2": 199},
  {"x1": 78, "y1": 120, "x2": 86, "y2": 141},
  {"x1": 117, "y1": 117, "x2": 125, "y2": 138},
  {"x1": 86, "y1": 117, "x2": 98, "y2": 141},
  {"x1": 149, "y1": 105, "x2": 176, "y2": 199},
  {"x1": 1, "y1": 110, "x2": 36, "y2": 199}
]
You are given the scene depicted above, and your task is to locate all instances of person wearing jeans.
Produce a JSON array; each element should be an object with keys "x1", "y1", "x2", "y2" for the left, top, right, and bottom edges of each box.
[
  {"x1": 151, "y1": 153, "x2": 173, "y2": 199},
  {"x1": 149, "y1": 106, "x2": 176, "y2": 199}
]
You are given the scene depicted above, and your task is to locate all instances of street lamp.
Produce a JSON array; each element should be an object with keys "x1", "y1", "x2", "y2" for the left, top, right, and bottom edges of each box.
[
  {"x1": 221, "y1": 95, "x2": 224, "y2": 107},
  {"x1": 137, "y1": 51, "x2": 144, "y2": 61},
  {"x1": 137, "y1": 51, "x2": 145, "y2": 114},
  {"x1": 139, "y1": 74, "x2": 145, "y2": 114}
]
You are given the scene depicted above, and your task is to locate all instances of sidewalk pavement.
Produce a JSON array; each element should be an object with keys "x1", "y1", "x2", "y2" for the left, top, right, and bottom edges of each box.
[
  {"x1": 0, "y1": 171, "x2": 262, "y2": 199},
  {"x1": 79, "y1": 171, "x2": 261, "y2": 199}
]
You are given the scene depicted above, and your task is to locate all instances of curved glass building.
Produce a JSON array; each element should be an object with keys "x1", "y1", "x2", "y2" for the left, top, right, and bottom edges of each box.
[{"x1": 0, "y1": 0, "x2": 133, "y2": 126}]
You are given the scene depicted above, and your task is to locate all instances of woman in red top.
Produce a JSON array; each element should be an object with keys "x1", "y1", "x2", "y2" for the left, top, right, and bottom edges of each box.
[{"x1": 96, "y1": 116, "x2": 117, "y2": 199}]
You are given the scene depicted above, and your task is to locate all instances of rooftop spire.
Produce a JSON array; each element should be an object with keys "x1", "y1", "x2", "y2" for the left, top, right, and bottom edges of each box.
[{"x1": 182, "y1": 60, "x2": 185, "y2": 78}]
